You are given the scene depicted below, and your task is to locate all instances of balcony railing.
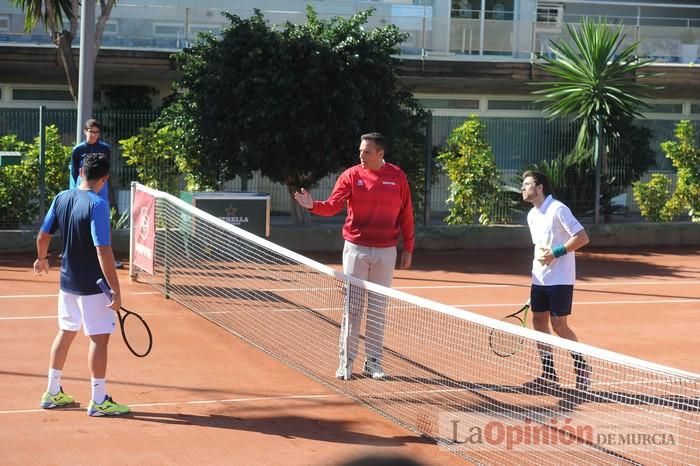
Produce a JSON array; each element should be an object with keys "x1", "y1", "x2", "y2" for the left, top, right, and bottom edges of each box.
[{"x1": 0, "y1": 2, "x2": 698, "y2": 64}]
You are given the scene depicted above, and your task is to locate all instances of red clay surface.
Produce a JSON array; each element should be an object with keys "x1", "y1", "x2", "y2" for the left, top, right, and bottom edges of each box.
[{"x1": 1, "y1": 246, "x2": 698, "y2": 465}]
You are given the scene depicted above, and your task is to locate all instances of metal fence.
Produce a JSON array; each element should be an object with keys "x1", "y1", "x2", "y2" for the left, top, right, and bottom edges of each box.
[{"x1": 1, "y1": 108, "x2": 698, "y2": 228}]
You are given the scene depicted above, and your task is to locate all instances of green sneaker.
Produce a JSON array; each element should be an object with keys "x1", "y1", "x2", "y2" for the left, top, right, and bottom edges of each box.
[
  {"x1": 87, "y1": 395, "x2": 130, "y2": 417},
  {"x1": 40, "y1": 387, "x2": 75, "y2": 409}
]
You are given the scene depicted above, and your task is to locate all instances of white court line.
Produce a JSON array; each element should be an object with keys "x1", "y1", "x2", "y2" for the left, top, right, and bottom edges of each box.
[
  {"x1": 395, "y1": 280, "x2": 700, "y2": 290},
  {"x1": 395, "y1": 284, "x2": 513, "y2": 290},
  {"x1": 0, "y1": 393, "x2": 340, "y2": 415},
  {"x1": 454, "y1": 298, "x2": 700, "y2": 309},
  {"x1": 0, "y1": 294, "x2": 59, "y2": 299},
  {"x1": 0, "y1": 315, "x2": 56, "y2": 320},
  {"x1": 0, "y1": 291, "x2": 159, "y2": 299}
]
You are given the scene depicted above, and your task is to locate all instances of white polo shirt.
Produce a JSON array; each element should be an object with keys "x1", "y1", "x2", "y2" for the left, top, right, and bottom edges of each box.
[{"x1": 527, "y1": 195, "x2": 584, "y2": 286}]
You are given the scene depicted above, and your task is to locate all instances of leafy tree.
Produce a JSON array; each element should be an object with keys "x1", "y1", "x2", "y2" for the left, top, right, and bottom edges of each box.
[
  {"x1": 523, "y1": 121, "x2": 654, "y2": 218},
  {"x1": 660, "y1": 121, "x2": 700, "y2": 221},
  {"x1": 532, "y1": 18, "x2": 658, "y2": 223},
  {"x1": 632, "y1": 174, "x2": 671, "y2": 222},
  {"x1": 9, "y1": 0, "x2": 117, "y2": 101},
  {"x1": 437, "y1": 117, "x2": 510, "y2": 225},
  {"x1": 103, "y1": 85, "x2": 159, "y2": 110},
  {"x1": 167, "y1": 7, "x2": 426, "y2": 223},
  {"x1": 120, "y1": 122, "x2": 185, "y2": 194},
  {"x1": 524, "y1": 149, "x2": 595, "y2": 215},
  {"x1": 0, "y1": 127, "x2": 71, "y2": 228},
  {"x1": 631, "y1": 121, "x2": 699, "y2": 222}
]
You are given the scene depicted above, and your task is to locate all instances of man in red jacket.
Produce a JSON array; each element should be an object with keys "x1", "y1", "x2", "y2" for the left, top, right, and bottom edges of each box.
[{"x1": 294, "y1": 132, "x2": 414, "y2": 380}]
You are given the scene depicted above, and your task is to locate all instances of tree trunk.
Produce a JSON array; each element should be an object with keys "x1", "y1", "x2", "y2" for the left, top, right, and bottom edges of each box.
[
  {"x1": 593, "y1": 120, "x2": 602, "y2": 224},
  {"x1": 95, "y1": 0, "x2": 118, "y2": 53},
  {"x1": 54, "y1": 31, "x2": 79, "y2": 102},
  {"x1": 602, "y1": 142, "x2": 612, "y2": 223}
]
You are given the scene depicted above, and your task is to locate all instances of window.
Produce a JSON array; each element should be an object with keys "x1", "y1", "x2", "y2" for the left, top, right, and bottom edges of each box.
[
  {"x1": 451, "y1": 0, "x2": 477, "y2": 19},
  {"x1": 647, "y1": 103, "x2": 683, "y2": 114},
  {"x1": 103, "y1": 20, "x2": 119, "y2": 35},
  {"x1": 536, "y1": 2, "x2": 563, "y2": 30},
  {"x1": 13, "y1": 89, "x2": 73, "y2": 101},
  {"x1": 690, "y1": 104, "x2": 700, "y2": 114},
  {"x1": 485, "y1": 0, "x2": 514, "y2": 21},
  {"x1": 154, "y1": 23, "x2": 184, "y2": 37},
  {"x1": 0, "y1": 14, "x2": 10, "y2": 32},
  {"x1": 487, "y1": 100, "x2": 545, "y2": 111},
  {"x1": 419, "y1": 98, "x2": 479, "y2": 110}
]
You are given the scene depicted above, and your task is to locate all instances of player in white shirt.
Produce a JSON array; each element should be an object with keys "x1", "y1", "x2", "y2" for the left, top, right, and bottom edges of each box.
[{"x1": 521, "y1": 170, "x2": 591, "y2": 392}]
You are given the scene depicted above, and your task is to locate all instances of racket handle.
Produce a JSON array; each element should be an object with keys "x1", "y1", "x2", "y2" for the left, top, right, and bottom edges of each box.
[{"x1": 96, "y1": 278, "x2": 113, "y2": 299}]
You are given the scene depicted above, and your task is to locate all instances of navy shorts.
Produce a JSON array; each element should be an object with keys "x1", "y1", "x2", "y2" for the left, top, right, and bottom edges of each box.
[{"x1": 530, "y1": 284, "x2": 574, "y2": 316}]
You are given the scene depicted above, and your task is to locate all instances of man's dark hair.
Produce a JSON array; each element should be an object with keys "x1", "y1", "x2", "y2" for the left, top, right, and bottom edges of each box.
[
  {"x1": 84, "y1": 118, "x2": 102, "y2": 130},
  {"x1": 361, "y1": 132, "x2": 386, "y2": 152},
  {"x1": 82, "y1": 153, "x2": 110, "y2": 181},
  {"x1": 522, "y1": 170, "x2": 554, "y2": 197}
]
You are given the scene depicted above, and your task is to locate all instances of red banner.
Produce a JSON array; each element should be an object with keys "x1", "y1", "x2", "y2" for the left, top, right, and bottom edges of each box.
[{"x1": 132, "y1": 189, "x2": 155, "y2": 275}]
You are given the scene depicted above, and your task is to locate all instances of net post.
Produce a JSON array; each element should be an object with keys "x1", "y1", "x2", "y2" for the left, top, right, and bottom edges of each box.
[
  {"x1": 163, "y1": 197, "x2": 170, "y2": 300},
  {"x1": 129, "y1": 181, "x2": 136, "y2": 280}
]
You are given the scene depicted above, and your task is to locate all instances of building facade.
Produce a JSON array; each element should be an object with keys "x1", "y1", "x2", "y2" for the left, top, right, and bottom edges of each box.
[{"x1": 0, "y1": 0, "x2": 698, "y2": 115}]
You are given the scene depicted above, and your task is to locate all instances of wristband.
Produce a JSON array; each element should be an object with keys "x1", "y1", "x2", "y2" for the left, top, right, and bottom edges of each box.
[
  {"x1": 552, "y1": 245, "x2": 567, "y2": 258},
  {"x1": 37, "y1": 256, "x2": 48, "y2": 261}
]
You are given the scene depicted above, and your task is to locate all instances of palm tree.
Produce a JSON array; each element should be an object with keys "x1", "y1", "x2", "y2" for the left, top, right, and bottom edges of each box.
[
  {"x1": 9, "y1": 0, "x2": 117, "y2": 101},
  {"x1": 532, "y1": 18, "x2": 658, "y2": 223}
]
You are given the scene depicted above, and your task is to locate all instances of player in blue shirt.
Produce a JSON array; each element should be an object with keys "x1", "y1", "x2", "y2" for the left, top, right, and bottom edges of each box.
[
  {"x1": 70, "y1": 118, "x2": 124, "y2": 269},
  {"x1": 70, "y1": 119, "x2": 111, "y2": 200},
  {"x1": 34, "y1": 152, "x2": 130, "y2": 416}
]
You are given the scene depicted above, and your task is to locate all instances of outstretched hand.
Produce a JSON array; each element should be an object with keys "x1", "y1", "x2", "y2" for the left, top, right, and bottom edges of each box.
[{"x1": 293, "y1": 188, "x2": 314, "y2": 209}]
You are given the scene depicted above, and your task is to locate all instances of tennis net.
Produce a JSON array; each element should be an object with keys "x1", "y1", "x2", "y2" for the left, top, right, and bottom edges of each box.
[{"x1": 129, "y1": 183, "x2": 700, "y2": 465}]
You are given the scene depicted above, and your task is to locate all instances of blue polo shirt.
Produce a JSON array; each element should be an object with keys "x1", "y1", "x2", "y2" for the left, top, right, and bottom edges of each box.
[
  {"x1": 41, "y1": 189, "x2": 111, "y2": 295},
  {"x1": 70, "y1": 140, "x2": 111, "y2": 203}
]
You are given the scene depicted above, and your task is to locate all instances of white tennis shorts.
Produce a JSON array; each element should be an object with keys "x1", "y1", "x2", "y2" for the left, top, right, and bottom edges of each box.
[{"x1": 58, "y1": 290, "x2": 116, "y2": 336}]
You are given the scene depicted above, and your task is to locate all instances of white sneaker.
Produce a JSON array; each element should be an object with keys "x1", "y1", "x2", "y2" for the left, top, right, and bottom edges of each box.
[{"x1": 363, "y1": 358, "x2": 385, "y2": 380}]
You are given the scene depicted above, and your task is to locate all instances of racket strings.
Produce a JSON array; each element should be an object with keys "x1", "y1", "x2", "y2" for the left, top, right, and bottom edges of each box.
[
  {"x1": 489, "y1": 315, "x2": 526, "y2": 357},
  {"x1": 121, "y1": 312, "x2": 152, "y2": 357}
]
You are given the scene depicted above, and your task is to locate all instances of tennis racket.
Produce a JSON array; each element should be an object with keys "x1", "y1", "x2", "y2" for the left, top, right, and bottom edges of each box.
[
  {"x1": 96, "y1": 279, "x2": 153, "y2": 358},
  {"x1": 488, "y1": 300, "x2": 530, "y2": 357}
]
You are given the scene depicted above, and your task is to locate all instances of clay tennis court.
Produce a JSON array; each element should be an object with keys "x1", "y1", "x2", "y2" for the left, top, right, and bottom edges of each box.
[{"x1": 1, "y1": 246, "x2": 698, "y2": 464}]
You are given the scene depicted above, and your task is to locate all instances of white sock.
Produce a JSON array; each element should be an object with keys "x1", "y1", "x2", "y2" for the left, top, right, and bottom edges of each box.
[
  {"x1": 91, "y1": 378, "x2": 106, "y2": 404},
  {"x1": 47, "y1": 368, "x2": 62, "y2": 395}
]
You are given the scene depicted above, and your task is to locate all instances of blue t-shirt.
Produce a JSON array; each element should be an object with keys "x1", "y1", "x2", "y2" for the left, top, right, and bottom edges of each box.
[
  {"x1": 41, "y1": 189, "x2": 111, "y2": 295},
  {"x1": 70, "y1": 140, "x2": 111, "y2": 203}
]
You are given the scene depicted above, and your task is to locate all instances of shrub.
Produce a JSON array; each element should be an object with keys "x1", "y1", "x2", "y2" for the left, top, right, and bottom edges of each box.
[
  {"x1": 437, "y1": 117, "x2": 509, "y2": 225},
  {"x1": 660, "y1": 121, "x2": 700, "y2": 222},
  {"x1": 632, "y1": 174, "x2": 672, "y2": 222},
  {"x1": 120, "y1": 123, "x2": 185, "y2": 195},
  {"x1": 0, "y1": 127, "x2": 70, "y2": 228}
]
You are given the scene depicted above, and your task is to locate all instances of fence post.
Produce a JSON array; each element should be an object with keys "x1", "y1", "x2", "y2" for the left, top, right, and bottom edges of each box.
[
  {"x1": 423, "y1": 111, "x2": 433, "y2": 226},
  {"x1": 38, "y1": 105, "x2": 46, "y2": 222}
]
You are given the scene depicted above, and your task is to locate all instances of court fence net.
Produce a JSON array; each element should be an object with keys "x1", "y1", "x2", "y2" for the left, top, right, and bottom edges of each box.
[{"x1": 129, "y1": 183, "x2": 700, "y2": 465}]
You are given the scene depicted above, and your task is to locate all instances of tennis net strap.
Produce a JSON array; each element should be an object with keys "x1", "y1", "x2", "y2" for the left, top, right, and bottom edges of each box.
[{"x1": 130, "y1": 183, "x2": 700, "y2": 465}]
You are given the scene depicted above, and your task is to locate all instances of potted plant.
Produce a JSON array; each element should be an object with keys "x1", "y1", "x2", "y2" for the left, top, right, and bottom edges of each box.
[{"x1": 680, "y1": 28, "x2": 698, "y2": 63}]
